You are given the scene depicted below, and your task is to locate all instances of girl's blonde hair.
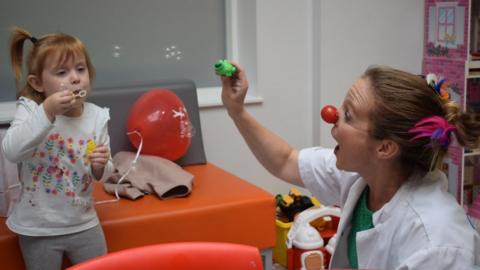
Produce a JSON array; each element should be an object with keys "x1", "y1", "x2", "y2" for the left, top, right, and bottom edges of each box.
[
  {"x1": 9, "y1": 26, "x2": 95, "y2": 104},
  {"x1": 363, "y1": 65, "x2": 480, "y2": 174}
]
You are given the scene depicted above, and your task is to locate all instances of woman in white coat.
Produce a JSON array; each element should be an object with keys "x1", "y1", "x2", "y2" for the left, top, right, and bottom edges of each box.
[{"x1": 218, "y1": 63, "x2": 480, "y2": 269}]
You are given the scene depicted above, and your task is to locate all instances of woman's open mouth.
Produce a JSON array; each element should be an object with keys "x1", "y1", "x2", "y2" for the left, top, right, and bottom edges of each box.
[{"x1": 334, "y1": 145, "x2": 339, "y2": 155}]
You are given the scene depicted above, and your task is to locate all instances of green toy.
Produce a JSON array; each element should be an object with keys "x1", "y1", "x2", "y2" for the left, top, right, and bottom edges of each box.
[{"x1": 214, "y1": 59, "x2": 237, "y2": 77}]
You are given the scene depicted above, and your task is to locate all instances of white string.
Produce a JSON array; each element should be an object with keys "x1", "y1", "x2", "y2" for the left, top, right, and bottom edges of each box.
[{"x1": 95, "y1": 130, "x2": 143, "y2": 205}]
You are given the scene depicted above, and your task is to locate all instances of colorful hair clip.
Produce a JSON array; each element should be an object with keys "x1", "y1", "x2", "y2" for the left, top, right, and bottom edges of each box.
[
  {"x1": 425, "y1": 73, "x2": 450, "y2": 103},
  {"x1": 409, "y1": 115, "x2": 456, "y2": 149}
]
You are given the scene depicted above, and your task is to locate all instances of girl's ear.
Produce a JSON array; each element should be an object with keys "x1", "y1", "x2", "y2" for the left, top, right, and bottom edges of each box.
[
  {"x1": 376, "y1": 139, "x2": 399, "y2": 160},
  {"x1": 27, "y1": 75, "x2": 43, "y2": 93}
]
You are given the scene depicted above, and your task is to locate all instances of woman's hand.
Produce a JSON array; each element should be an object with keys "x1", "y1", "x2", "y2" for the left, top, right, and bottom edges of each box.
[{"x1": 220, "y1": 61, "x2": 249, "y2": 117}]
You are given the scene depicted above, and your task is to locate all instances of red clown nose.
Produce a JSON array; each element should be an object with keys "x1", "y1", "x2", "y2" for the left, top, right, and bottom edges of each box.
[{"x1": 321, "y1": 105, "x2": 338, "y2": 124}]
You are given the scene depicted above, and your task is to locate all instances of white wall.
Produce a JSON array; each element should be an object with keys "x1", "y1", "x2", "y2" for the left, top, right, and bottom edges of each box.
[
  {"x1": 316, "y1": 0, "x2": 425, "y2": 147},
  {"x1": 199, "y1": 0, "x2": 425, "y2": 196}
]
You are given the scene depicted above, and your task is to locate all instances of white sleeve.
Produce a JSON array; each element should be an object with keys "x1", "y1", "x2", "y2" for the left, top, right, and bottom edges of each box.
[
  {"x1": 396, "y1": 246, "x2": 478, "y2": 270},
  {"x1": 1, "y1": 98, "x2": 53, "y2": 163},
  {"x1": 95, "y1": 107, "x2": 114, "y2": 181},
  {"x1": 298, "y1": 147, "x2": 359, "y2": 207}
]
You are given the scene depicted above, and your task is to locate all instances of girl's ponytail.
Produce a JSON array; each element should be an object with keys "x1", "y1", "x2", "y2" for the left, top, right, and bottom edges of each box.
[
  {"x1": 9, "y1": 26, "x2": 34, "y2": 94},
  {"x1": 446, "y1": 100, "x2": 480, "y2": 150}
]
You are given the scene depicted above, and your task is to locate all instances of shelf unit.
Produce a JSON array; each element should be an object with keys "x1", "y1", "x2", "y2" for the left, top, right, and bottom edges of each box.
[
  {"x1": 467, "y1": 60, "x2": 480, "y2": 78},
  {"x1": 423, "y1": 0, "x2": 480, "y2": 211}
]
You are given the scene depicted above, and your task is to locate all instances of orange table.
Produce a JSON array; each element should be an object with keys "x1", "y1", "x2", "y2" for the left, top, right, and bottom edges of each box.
[{"x1": 0, "y1": 163, "x2": 276, "y2": 269}]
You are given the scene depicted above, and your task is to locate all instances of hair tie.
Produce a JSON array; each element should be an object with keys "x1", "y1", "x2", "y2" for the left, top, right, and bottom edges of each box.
[
  {"x1": 29, "y1": 36, "x2": 38, "y2": 44},
  {"x1": 409, "y1": 116, "x2": 456, "y2": 149}
]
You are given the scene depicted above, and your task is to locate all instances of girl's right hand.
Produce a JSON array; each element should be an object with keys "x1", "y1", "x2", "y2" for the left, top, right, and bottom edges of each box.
[
  {"x1": 220, "y1": 61, "x2": 249, "y2": 116},
  {"x1": 43, "y1": 90, "x2": 75, "y2": 122}
]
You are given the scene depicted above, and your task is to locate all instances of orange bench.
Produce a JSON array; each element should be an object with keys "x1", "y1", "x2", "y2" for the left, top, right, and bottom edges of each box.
[{"x1": 0, "y1": 163, "x2": 276, "y2": 269}]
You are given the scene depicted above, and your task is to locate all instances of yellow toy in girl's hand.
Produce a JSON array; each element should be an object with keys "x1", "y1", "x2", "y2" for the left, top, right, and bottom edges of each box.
[{"x1": 86, "y1": 139, "x2": 96, "y2": 155}]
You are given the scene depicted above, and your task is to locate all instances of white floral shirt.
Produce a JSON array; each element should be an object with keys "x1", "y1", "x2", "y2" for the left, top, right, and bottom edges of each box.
[{"x1": 2, "y1": 97, "x2": 114, "y2": 236}]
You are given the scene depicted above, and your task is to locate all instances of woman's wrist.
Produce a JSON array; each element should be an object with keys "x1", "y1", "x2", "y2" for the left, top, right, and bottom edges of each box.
[{"x1": 227, "y1": 106, "x2": 247, "y2": 120}]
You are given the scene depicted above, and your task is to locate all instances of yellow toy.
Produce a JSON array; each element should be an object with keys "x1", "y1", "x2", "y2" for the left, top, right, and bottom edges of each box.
[{"x1": 86, "y1": 140, "x2": 96, "y2": 156}]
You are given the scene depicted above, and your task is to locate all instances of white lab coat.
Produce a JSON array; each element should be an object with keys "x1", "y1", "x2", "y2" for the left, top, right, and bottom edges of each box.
[{"x1": 299, "y1": 147, "x2": 480, "y2": 270}]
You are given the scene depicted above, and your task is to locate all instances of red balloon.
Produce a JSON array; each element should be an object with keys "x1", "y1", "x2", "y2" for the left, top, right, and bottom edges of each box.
[
  {"x1": 127, "y1": 89, "x2": 193, "y2": 161},
  {"x1": 321, "y1": 105, "x2": 338, "y2": 124}
]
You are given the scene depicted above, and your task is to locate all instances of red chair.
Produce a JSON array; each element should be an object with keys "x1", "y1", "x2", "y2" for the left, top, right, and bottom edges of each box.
[{"x1": 66, "y1": 242, "x2": 264, "y2": 270}]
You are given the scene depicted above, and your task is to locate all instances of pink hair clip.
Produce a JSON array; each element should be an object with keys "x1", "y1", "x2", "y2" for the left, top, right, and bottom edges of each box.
[{"x1": 409, "y1": 116, "x2": 456, "y2": 149}]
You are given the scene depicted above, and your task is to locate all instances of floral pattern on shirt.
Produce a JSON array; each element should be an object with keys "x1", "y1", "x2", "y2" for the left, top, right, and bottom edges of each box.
[{"x1": 25, "y1": 132, "x2": 96, "y2": 198}]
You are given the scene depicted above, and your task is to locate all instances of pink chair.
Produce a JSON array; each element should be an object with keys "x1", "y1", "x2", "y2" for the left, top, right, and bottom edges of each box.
[{"x1": 66, "y1": 242, "x2": 264, "y2": 270}]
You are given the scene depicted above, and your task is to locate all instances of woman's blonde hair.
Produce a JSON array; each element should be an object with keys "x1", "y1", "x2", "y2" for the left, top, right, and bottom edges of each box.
[
  {"x1": 363, "y1": 65, "x2": 480, "y2": 174},
  {"x1": 9, "y1": 26, "x2": 95, "y2": 104}
]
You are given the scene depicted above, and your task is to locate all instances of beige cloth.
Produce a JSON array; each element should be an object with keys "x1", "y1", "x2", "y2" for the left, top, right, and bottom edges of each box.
[{"x1": 104, "y1": 151, "x2": 194, "y2": 200}]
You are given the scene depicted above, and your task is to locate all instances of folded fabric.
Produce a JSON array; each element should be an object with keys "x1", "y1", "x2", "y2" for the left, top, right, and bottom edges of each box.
[{"x1": 104, "y1": 151, "x2": 194, "y2": 200}]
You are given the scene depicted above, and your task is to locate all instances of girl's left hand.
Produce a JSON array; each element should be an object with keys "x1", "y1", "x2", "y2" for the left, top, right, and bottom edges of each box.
[{"x1": 89, "y1": 144, "x2": 109, "y2": 171}]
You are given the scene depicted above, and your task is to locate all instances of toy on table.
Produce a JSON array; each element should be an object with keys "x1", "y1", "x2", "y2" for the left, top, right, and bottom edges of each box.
[
  {"x1": 286, "y1": 206, "x2": 341, "y2": 270},
  {"x1": 276, "y1": 187, "x2": 318, "y2": 222},
  {"x1": 273, "y1": 188, "x2": 328, "y2": 268},
  {"x1": 320, "y1": 105, "x2": 338, "y2": 124},
  {"x1": 214, "y1": 59, "x2": 237, "y2": 77}
]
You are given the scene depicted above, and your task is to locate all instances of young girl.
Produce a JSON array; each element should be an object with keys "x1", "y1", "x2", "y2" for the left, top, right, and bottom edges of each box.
[
  {"x1": 219, "y1": 63, "x2": 480, "y2": 269},
  {"x1": 2, "y1": 27, "x2": 114, "y2": 270}
]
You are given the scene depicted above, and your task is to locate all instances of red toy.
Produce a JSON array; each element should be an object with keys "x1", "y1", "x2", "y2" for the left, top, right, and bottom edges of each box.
[
  {"x1": 286, "y1": 206, "x2": 341, "y2": 270},
  {"x1": 127, "y1": 89, "x2": 193, "y2": 161},
  {"x1": 320, "y1": 105, "x2": 338, "y2": 124}
]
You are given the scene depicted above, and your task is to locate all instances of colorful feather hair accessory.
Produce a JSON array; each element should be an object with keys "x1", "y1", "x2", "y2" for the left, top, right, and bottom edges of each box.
[
  {"x1": 409, "y1": 116, "x2": 456, "y2": 149},
  {"x1": 425, "y1": 73, "x2": 450, "y2": 103}
]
